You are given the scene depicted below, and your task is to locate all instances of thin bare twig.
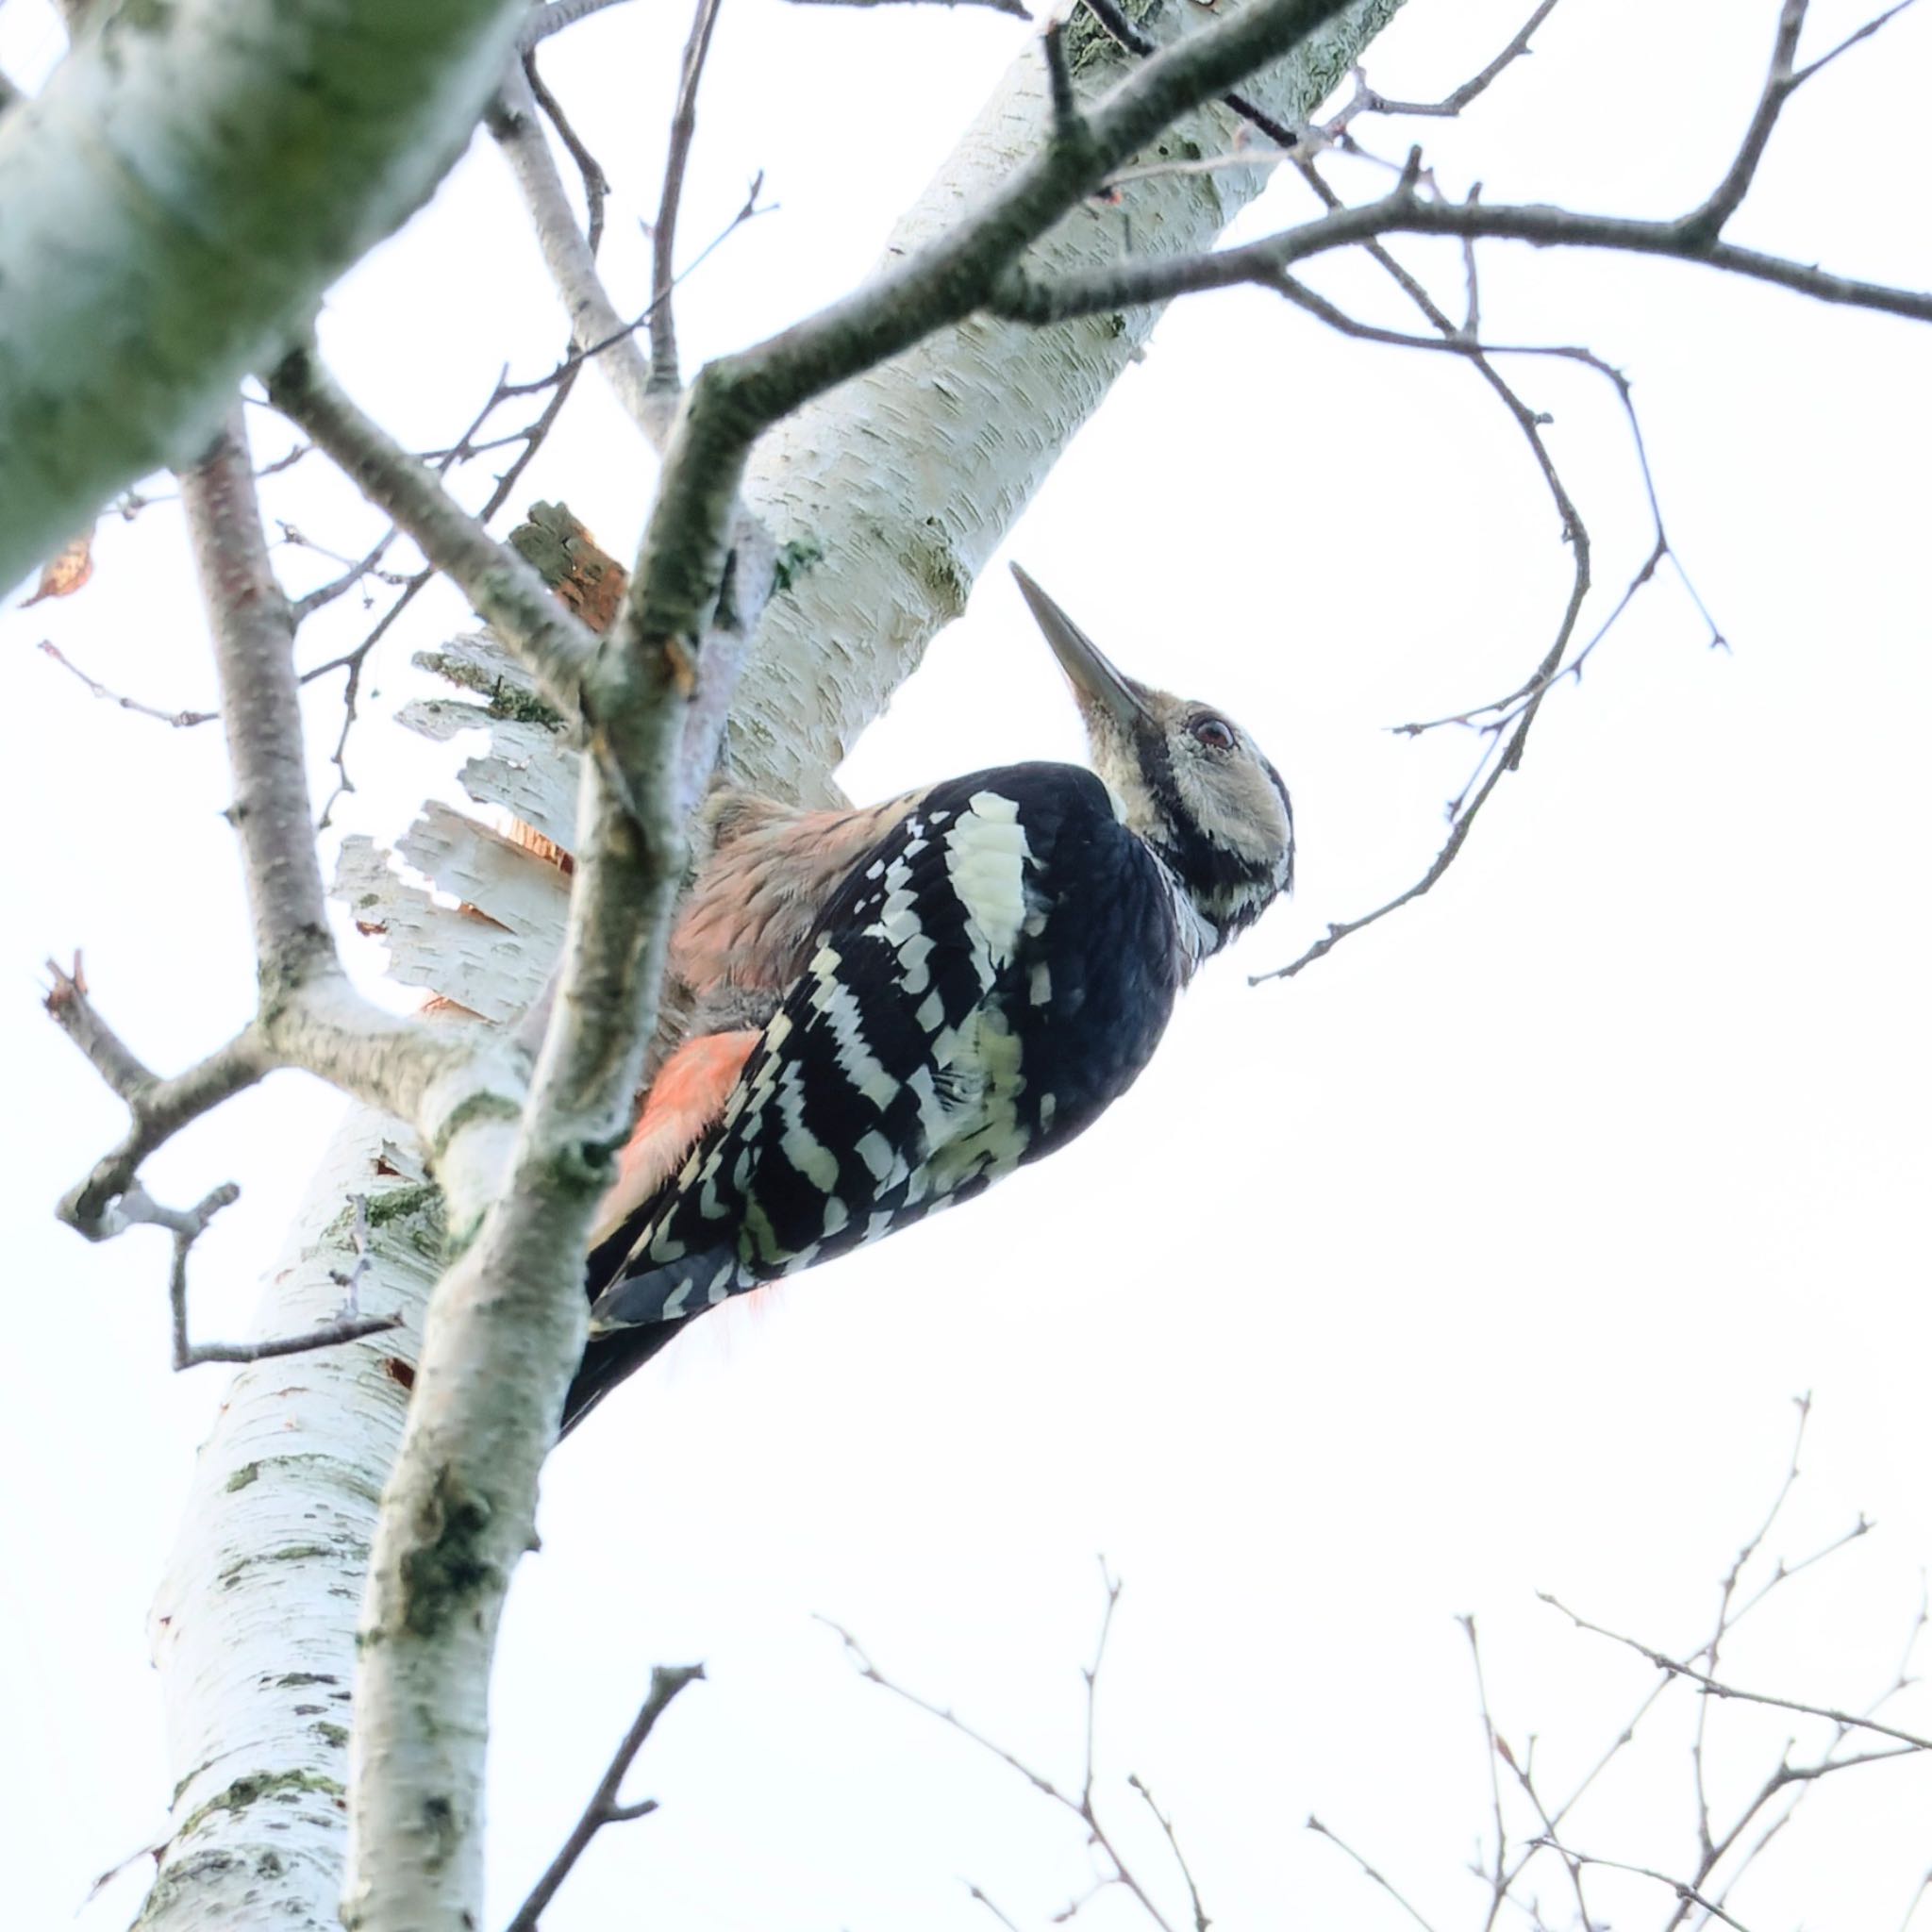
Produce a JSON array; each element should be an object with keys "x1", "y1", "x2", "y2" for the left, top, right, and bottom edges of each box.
[
  {"x1": 42, "y1": 954, "x2": 157, "y2": 1100},
  {"x1": 293, "y1": 358, "x2": 513, "y2": 635},
  {"x1": 1693, "y1": 1392, "x2": 1816, "y2": 1857},
  {"x1": 1663, "y1": 1569, "x2": 1930, "y2": 1926},
  {"x1": 1306, "y1": 1815, "x2": 1441, "y2": 1932},
  {"x1": 1361, "y1": 0, "x2": 1561, "y2": 117},
  {"x1": 1792, "y1": 0, "x2": 1920, "y2": 84},
  {"x1": 1489, "y1": 1727, "x2": 1593, "y2": 1932},
  {"x1": 1080, "y1": 1557, "x2": 1123, "y2": 1810},
  {"x1": 502, "y1": 1664, "x2": 706, "y2": 1932},
  {"x1": 1538, "y1": 1591, "x2": 1932, "y2": 1754},
  {"x1": 966, "y1": 1882, "x2": 1028, "y2": 1930},
  {"x1": 1243, "y1": 283, "x2": 1720, "y2": 981},
  {"x1": 167, "y1": 1180, "x2": 401, "y2": 1369},
  {"x1": 1080, "y1": 0, "x2": 1306, "y2": 152},
  {"x1": 493, "y1": 173, "x2": 772, "y2": 409},
  {"x1": 267, "y1": 347, "x2": 597, "y2": 720},
  {"x1": 293, "y1": 345, "x2": 591, "y2": 818},
  {"x1": 1679, "y1": 1, "x2": 1925, "y2": 247},
  {"x1": 1253, "y1": 175, "x2": 1594, "y2": 992},
  {"x1": 1125, "y1": 1775, "x2": 1208, "y2": 1932},
  {"x1": 1898, "y1": 1868, "x2": 1932, "y2": 1932},
  {"x1": 1067, "y1": 0, "x2": 1722, "y2": 992},
  {"x1": 648, "y1": 0, "x2": 727, "y2": 397},
  {"x1": 1458, "y1": 1615, "x2": 1511, "y2": 1932},
  {"x1": 524, "y1": 54, "x2": 609, "y2": 254},
  {"x1": 36, "y1": 640, "x2": 217, "y2": 728},
  {"x1": 43, "y1": 956, "x2": 272, "y2": 1236},
  {"x1": 1531, "y1": 1837, "x2": 1755, "y2": 1931},
  {"x1": 821, "y1": 1565, "x2": 1206, "y2": 1932},
  {"x1": 1473, "y1": 1398, "x2": 1907, "y2": 1918}
]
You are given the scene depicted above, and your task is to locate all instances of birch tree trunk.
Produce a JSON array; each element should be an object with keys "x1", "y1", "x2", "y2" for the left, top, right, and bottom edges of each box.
[
  {"x1": 140, "y1": 1116, "x2": 442, "y2": 1932},
  {"x1": 133, "y1": 2, "x2": 1407, "y2": 1924}
]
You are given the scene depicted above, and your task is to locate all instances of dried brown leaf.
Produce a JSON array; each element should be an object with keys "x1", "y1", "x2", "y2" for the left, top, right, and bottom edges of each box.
[{"x1": 21, "y1": 528, "x2": 94, "y2": 606}]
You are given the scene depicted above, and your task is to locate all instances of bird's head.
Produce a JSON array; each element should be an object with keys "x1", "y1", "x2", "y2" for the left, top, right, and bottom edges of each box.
[{"x1": 1011, "y1": 563, "x2": 1294, "y2": 955}]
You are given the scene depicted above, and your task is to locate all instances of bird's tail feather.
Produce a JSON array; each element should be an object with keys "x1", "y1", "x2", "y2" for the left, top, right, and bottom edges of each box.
[{"x1": 558, "y1": 1320, "x2": 691, "y2": 1438}]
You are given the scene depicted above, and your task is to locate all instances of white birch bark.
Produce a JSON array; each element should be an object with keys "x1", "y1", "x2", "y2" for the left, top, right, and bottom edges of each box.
[
  {"x1": 140, "y1": 1115, "x2": 443, "y2": 1932},
  {"x1": 135, "y1": 1, "x2": 1407, "y2": 1924},
  {"x1": 0, "y1": 0, "x2": 528, "y2": 595}
]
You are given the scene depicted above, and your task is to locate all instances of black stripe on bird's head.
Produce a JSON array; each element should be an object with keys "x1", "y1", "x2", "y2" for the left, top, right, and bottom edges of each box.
[{"x1": 1010, "y1": 564, "x2": 1294, "y2": 952}]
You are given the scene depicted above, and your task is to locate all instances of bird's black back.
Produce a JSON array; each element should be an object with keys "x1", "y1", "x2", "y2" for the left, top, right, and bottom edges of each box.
[{"x1": 561, "y1": 762, "x2": 1187, "y2": 1434}]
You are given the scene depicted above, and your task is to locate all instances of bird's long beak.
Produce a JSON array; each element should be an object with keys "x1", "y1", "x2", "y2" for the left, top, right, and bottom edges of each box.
[{"x1": 1010, "y1": 562, "x2": 1152, "y2": 728}]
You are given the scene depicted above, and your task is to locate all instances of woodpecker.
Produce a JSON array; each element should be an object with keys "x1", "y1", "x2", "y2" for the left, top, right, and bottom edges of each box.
[{"x1": 561, "y1": 565, "x2": 1294, "y2": 1433}]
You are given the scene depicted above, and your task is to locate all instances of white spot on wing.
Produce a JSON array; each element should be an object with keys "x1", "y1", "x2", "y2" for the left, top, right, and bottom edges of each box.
[
  {"x1": 855, "y1": 1129, "x2": 901, "y2": 1184},
  {"x1": 814, "y1": 972, "x2": 904, "y2": 1112},
  {"x1": 776, "y1": 1061, "x2": 840, "y2": 1191},
  {"x1": 944, "y1": 791, "x2": 1035, "y2": 991}
]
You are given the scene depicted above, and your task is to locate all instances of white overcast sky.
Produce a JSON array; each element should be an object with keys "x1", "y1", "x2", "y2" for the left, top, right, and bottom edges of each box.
[{"x1": 2, "y1": 1, "x2": 1929, "y2": 1927}]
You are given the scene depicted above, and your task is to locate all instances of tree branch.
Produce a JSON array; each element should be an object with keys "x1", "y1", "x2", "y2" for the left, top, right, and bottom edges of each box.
[
  {"x1": 34, "y1": 639, "x2": 220, "y2": 727},
  {"x1": 1361, "y1": 0, "x2": 1560, "y2": 116},
  {"x1": 167, "y1": 1185, "x2": 403, "y2": 1368},
  {"x1": 487, "y1": 66, "x2": 662, "y2": 444},
  {"x1": 822, "y1": 1567, "x2": 1204, "y2": 1932},
  {"x1": 181, "y1": 409, "x2": 336, "y2": 986},
  {"x1": 45, "y1": 957, "x2": 270, "y2": 1237},
  {"x1": 502, "y1": 1664, "x2": 705, "y2": 1932},
  {"x1": 646, "y1": 0, "x2": 727, "y2": 401},
  {"x1": 175, "y1": 414, "x2": 505, "y2": 1143},
  {"x1": 1531, "y1": 1838, "x2": 1756, "y2": 1931},
  {"x1": 991, "y1": 180, "x2": 1932, "y2": 325},
  {"x1": 1791, "y1": 0, "x2": 1920, "y2": 85},
  {"x1": 1538, "y1": 1591, "x2": 1932, "y2": 1754},
  {"x1": 1306, "y1": 1815, "x2": 1443, "y2": 1932},
  {"x1": 52, "y1": 409, "x2": 527, "y2": 1250}
]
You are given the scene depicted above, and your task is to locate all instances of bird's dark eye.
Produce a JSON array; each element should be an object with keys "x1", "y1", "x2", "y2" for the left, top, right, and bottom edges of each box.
[{"x1": 1191, "y1": 716, "x2": 1236, "y2": 752}]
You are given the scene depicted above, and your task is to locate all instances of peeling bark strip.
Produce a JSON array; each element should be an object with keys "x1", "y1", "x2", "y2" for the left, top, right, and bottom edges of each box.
[{"x1": 0, "y1": 0, "x2": 531, "y2": 595}]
